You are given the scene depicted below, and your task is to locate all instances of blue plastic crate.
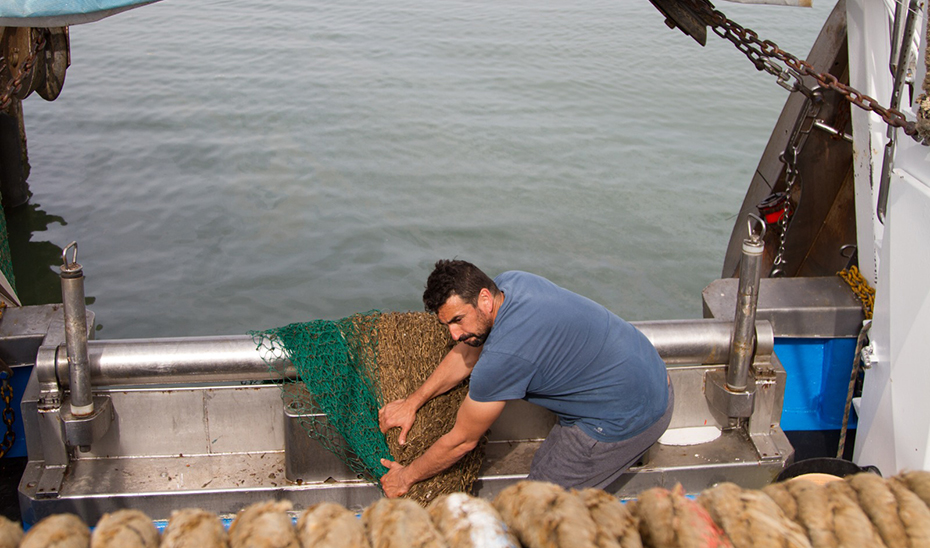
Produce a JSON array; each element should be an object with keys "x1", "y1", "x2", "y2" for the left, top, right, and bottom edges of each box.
[{"x1": 776, "y1": 338, "x2": 858, "y2": 431}]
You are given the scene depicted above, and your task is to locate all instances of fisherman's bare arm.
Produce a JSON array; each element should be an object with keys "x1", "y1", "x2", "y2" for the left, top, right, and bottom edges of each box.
[
  {"x1": 380, "y1": 396, "x2": 504, "y2": 497},
  {"x1": 378, "y1": 342, "x2": 482, "y2": 445}
]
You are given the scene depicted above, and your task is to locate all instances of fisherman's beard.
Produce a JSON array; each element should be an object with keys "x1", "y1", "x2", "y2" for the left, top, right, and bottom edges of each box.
[
  {"x1": 459, "y1": 314, "x2": 493, "y2": 347},
  {"x1": 460, "y1": 331, "x2": 489, "y2": 347}
]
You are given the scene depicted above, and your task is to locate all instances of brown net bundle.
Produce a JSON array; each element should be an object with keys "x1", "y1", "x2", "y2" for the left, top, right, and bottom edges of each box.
[
  {"x1": 253, "y1": 311, "x2": 484, "y2": 503},
  {"x1": 91, "y1": 510, "x2": 160, "y2": 548},
  {"x1": 629, "y1": 484, "x2": 732, "y2": 548},
  {"x1": 20, "y1": 514, "x2": 90, "y2": 548},
  {"x1": 843, "y1": 472, "x2": 930, "y2": 548},
  {"x1": 762, "y1": 480, "x2": 838, "y2": 548},
  {"x1": 160, "y1": 509, "x2": 228, "y2": 548},
  {"x1": 377, "y1": 312, "x2": 484, "y2": 504},
  {"x1": 493, "y1": 481, "x2": 603, "y2": 548},
  {"x1": 822, "y1": 478, "x2": 889, "y2": 548},
  {"x1": 698, "y1": 482, "x2": 811, "y2": 548},
  {"x1": 296, "y1": 502, "x2": 370, "y2": 548},
  {"x1": 575, "y1": 488, "x2": 642, "y2": 548},
  {"x1": 0, "y1": 515, "x2": 23, "y2": 548},
  {"x1": 228, "y1": 501, "x2": 300, "y2": 548},
  {"x1": 427, "y1": 493, "x2": 520, "y2": 548},
  {"x1": 898, "y1": 470, "x2": 930, "y2": 509},
  {"x1": 362, "y1": 498, "x2": 447, "y2": 548},
  {"x1": 762, "y1": 471, "x2": 930, "y2": 548}
]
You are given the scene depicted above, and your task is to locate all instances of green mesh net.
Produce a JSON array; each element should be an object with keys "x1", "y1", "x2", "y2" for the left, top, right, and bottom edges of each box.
[{"x1": 252, "y1": 311, "x2": 391, "y2": 481}]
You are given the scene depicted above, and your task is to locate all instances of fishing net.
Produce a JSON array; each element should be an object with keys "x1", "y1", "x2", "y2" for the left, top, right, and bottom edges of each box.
[
  {"x1": 252, "y1": 311, "x2": 484, "y2": 504},
  {"x1": 253, "y1": 311, "x2": 389, "y2": 481}
]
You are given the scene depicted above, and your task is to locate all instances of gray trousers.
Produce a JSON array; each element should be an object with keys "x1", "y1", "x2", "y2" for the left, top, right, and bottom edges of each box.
[{"x1": 526, "y1": 383, "x2": 674, "y2": 490}]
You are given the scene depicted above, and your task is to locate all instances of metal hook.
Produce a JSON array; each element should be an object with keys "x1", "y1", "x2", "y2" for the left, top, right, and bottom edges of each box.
[
  {"x1": 747, "y1": 213, "x2": 766, "y2": 244},
  {"x1": 61, "y1": 241, "x2": 79, "y2": 269}
]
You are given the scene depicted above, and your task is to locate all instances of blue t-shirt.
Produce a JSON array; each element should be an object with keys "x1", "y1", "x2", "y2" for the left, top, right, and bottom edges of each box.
[{"x1": 468, "y1": 271, "x2": 669, "y2": 442}]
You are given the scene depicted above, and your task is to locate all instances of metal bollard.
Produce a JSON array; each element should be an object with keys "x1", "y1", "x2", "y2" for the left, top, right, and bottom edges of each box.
[
  {"x1": 60, "y1": 242, "x2": 93, "y2": 418},
  {"x1": 726, "y1": 215, "x2": 765, "y2": 392}
]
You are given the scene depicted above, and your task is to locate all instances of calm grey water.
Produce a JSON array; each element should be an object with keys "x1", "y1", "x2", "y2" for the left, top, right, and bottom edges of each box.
[{"x1": 15, "y1": 0, "x2": 838, "y2": 339}]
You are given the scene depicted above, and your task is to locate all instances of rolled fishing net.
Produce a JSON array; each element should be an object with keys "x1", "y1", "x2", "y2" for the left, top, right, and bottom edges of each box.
[{"x1": 252, "y1": 311, "x2": 484, "y2": 504}]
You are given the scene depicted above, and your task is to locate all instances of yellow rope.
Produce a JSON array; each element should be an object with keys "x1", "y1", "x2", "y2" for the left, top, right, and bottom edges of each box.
[{"x1": 837, "y1": 266, "x2": 875, "y2": 319}]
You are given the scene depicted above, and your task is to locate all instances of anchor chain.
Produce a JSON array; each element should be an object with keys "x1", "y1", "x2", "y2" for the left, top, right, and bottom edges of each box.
[
  {"x1": 683, "y1": 0, "x2": 921, "y2": 140},
  {"x1": 0, "y1": 29, "x2": 47, "y2": 112}
]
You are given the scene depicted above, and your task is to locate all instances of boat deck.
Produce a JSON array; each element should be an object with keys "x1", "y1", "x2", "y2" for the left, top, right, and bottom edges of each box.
[{"x1": 0, "y1": 429, "x2": 851, "y2": 523}]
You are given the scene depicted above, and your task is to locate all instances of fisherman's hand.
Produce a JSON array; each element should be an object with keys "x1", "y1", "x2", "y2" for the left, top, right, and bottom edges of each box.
[
  {"x1": 379, "y1": 398, "x2": 417, "y2": 445},
  {"x1": 379, "y1": 458, "x2": 411, "y2": 498}
]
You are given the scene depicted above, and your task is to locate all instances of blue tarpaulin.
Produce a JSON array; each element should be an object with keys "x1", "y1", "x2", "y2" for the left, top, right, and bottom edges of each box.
[{"x1": 0, "y1": 0, "x2": 160, "y2": 26}]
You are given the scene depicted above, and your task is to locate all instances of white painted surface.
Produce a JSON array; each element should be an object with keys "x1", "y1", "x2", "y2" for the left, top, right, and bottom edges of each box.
[{"x1": 851, "y1": 0, "x2": 930, "y2": 475}]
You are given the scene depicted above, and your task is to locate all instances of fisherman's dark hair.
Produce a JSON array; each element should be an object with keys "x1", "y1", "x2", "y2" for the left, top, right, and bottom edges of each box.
[{"x1": 423, "y1": 259, "x2": 499, "y2": 313}]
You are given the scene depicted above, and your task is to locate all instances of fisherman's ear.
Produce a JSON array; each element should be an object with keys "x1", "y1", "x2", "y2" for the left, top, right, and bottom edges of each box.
[{"x1": 477, "y1": 288, "x2": 493, "y2": 313}]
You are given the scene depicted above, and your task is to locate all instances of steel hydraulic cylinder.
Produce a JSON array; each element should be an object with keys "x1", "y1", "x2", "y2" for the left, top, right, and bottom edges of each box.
[
  {"x1": 60, "y1": 242, "x2": 94, "y2": 416},
  {"x1": 726, "y1": 217, "x2": 765, "y2": 392}
]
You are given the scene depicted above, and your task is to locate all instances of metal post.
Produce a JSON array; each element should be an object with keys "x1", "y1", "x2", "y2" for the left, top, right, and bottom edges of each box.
[
  {"x1": 60, "y1": 241, "x2": 93, "y2": 417},
  {"x1": 727, "y1": 215, "x2": 765, "y2": 392},
  {"x1": 877, "y1": 0, "x2": 921, "y2": 223}
]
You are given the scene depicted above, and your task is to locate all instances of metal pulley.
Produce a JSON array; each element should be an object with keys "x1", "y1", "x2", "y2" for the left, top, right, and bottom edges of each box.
[
  {"x1": 0, "y1": 26, "x2": 69, "y2": 105},
  {"x1": 0, "y1": 27, "x2": 40, "y2": 102},
  {"x1": 34, "y1": 27, "x2": 70, "y2": 101}
]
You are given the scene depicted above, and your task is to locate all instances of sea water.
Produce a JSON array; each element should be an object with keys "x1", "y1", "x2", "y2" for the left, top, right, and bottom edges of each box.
[{"x1": 12, "y1": 0, "x2": 839, "y2": 339}]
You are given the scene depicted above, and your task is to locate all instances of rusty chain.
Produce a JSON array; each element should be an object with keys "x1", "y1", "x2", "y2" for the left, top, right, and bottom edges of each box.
[
  {"x1": 838, "y1": 265, "x2": 875, "y2": 319},
  {"x1": 0, "y1": 29, "x2": 47, "y2": 112},
  {"x1": 684, "y1": 0, "x2": 919, "y2": 138}
]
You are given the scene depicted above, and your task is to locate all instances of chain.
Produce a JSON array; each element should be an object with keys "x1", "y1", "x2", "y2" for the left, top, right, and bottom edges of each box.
[
  {"x1": 0, "y1": 29, "x2": 47, "y2": 112},
  {"x1": 0, "y1": 302, "x2": 13, "y2": 458},
  {"x1": 838, "y1": 265, "x2": 875, "y2": 319},
  {"x1": 683, "y1": 0, "x2": 920, "y2": 138},
  {"x1": 771, "y1": 144, "x2": 799, "y2": 275},
  {"x1": 769, "y1": 87, "x2": 821, "y2": 276}
]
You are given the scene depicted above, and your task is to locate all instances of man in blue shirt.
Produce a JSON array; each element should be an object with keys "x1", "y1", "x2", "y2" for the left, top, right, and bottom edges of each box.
[{"x1": 379, "y1": 259, "x2": 672, "y2": 497}]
